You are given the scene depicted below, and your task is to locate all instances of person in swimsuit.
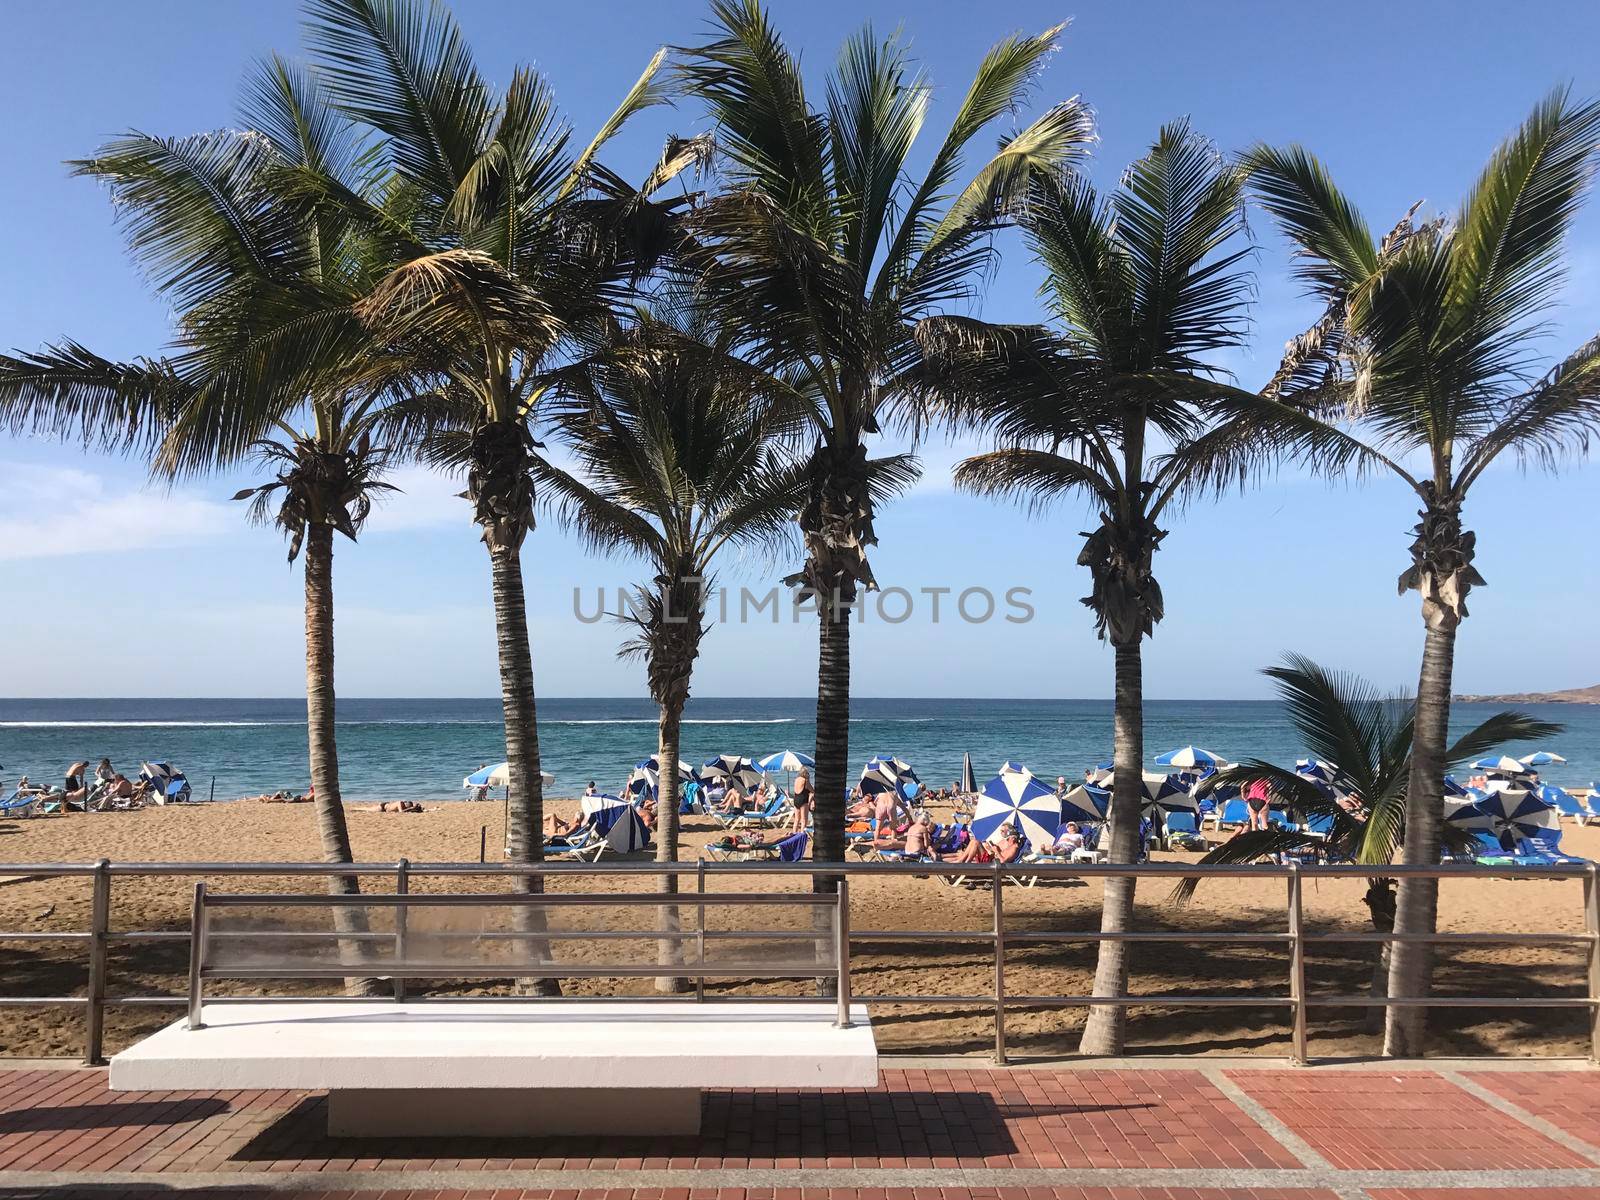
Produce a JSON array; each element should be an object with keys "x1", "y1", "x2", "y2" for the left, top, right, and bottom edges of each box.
[
  {"x1": 790, "y1": 767, "x2": 813, "y2": 832},
  {"x1": 63, "y1": 762, "x2": 88, "y2": 804},
  {"x1": 1244, "y1": 778, "x2": 1271, "y2": 830}
]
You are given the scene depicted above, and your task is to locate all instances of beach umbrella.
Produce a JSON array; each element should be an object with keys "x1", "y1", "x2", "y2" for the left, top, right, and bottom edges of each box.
[
  {"x1": 972, "y1": 768, "x2": 1062, "y2": 849},
  {"x1": 860, "y1": 755, "x2": 920, "y2": 799},
  {"x1": 1442, "y1": 774, "x2": 1472, "y2": 798},
  {"x1": 1141, "y1": 772, "x2": 1197, "y2": 820},
  {"x1": 757, "y1": 750, "x2": 814, "y2": 773},
  {"x1": 464, "y1": 763, "x2": 554, "y2": 789},
  {"x1": 1060, "y1": 783, "x2": 1110, "y2": 823},
  {"x1": 959, "y1": 752, "x2": 977, "y2": 795},
  {"x1": 626, "y1": 756, "x2": 693, "y2": 800},
  {"x1": 697, "y1": 754, "x2": 762, "y2": 793},
  {"x1": 1443, "y1": 795, "x2": 1494, "y2": 837},
  {"x1": 1296, "y1": 759, "x2": 1340, "y2": 783},
  {"x1": 584, "y1": 793, "x2": 651, "y2": 852},
  {"x1": 1154, "y1": 746, "x2": 1227, "y2": 770},
  {"x1": 1469, "y1": 755, "x2": 1529, "y2": 775},
  {"x1": 1520, "y1": 751, "x2": 1567, "y2": 768},
  {"x1": 1472, "y1": 785, "x2": 1559, "y2": 850},
  {"x1": 1085, "y1": 759, "x2": 1115, "y2": 786}
]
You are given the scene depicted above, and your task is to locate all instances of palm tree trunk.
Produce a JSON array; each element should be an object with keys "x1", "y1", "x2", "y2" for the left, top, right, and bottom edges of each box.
[
  {"x1": 303, "y1": 522, "x2": 375, "y2": 991},
  {"x1": 812, "y1": 580, "x2": 853, "y2": 870},
  {"x1": 1384, "y1": 620, "x2": 1456, "y2": 1056},
  {"x1": 655, "y1": 702, "x2": 688, "y2": 992},
  {"x1": 811, "y1": 579, "x2": 853, "y2": 992},
  {"x1": 488, "y1": 540, "x2": 555, "y2": 991},
  {"x1": 1079, "y1": 639, "x2": 1143, "y2": 1055}
]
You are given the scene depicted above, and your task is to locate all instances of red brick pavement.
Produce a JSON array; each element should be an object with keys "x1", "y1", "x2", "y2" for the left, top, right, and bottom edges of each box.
[
  {"x1": 0, "y1": 1067, "x2": 1300, "y2": 1173},
  {"x1": 12, "y1": 1190, "x2": 1349, "y2": 1200},
  {"x1": 1466, "y1": 1069, "x2": 1600, "y2": 1150},
  {"x1": 1224, "y1": 1069, "x2": 1592, "y2": 1172}
]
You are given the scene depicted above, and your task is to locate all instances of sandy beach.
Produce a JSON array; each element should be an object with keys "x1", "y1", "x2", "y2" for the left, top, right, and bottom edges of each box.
[{"x1": 1, "y1": 797, "x2": 1593, "y2": 1060}]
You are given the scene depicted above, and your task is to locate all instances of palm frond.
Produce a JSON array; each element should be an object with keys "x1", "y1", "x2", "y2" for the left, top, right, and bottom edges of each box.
[
  {"x1": 1244, "y1": 143, "x2": 1379, "y2": 300},
  {"x1": 1168, "y1": 828, "x2": 1320, "y2": 904},
  {"x1": 0, "y1": 343, "x2": 187, "y2": 454},
  {"x1": 562, "y1": 47, "x2": 671, "y2": 199},
  {"x1": 306, "y1": 0, "x2": 492, "y2": 206},
  {"x1": 953, "y1": 447, "x2": 1113, "y2": 512},
  {"x1": 1444, "y1": 709, "x2": 1562, "y2": 768},
  {"x1": 1457, "y1": 333, "x2": 1600, "y2": 486},
  {"x1": 1449, "y1": 88, "x2": 1600, "y2": 334}
]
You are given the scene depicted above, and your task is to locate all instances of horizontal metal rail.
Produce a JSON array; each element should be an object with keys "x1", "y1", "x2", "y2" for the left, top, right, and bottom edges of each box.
[{"x1": 1, "y1": 857, "x2": 1594, "y2": 1067}]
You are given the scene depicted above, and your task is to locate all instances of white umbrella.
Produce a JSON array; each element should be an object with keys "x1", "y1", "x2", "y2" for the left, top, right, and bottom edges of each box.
[{"x1": 464, "y1": 763, "x2": 554, "y2": 789}]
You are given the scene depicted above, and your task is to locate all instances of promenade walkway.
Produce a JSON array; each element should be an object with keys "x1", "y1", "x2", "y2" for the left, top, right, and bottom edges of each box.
[{"x1": 2, "y1": 1058, "x2": 1599, "y2": 1199}]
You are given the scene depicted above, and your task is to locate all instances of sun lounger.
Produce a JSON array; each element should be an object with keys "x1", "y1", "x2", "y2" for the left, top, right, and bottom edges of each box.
[
  {"x1": 1162, "y1": 810, "x2": 1206, "y2": 851},
  {"x1": 0, "y1": 790, "x2": 37, "y2": 819}
]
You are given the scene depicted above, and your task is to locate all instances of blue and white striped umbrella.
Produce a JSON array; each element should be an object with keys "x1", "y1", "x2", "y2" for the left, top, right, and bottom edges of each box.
[
  {"x1": 1469, "y1": 755, "x2": 1530, "y2": 775},
  {"x1": 625, "y1": 756, "x2": 692, "y2": 800},
  {"x1": 1154, "y1": 746, "x2": 1227, "y2": 770},
  {"x1": 972, "y1": 768, "x2": 1062, "y2": 849},
  {"x1": 860, "y1": 756, "x2": 920, "y2": 798},
  {"x1": 1296, "y1": 759, "x2": 1340, "y2": 783},
  {"x1": 583, "y1": 793, "x2": 651, "y2": 853},
  {"x1": 464, "y1": 763, "x2": 554, "y2": 789},
  {"x1": 1060, "y1": 783, "x2": 1110, "y2": 822},
  {"x1": 1473, "y1": 784, "x2": 1559, "y2": 850},
  {"x1": 1520, "y1": 751, "x2": 1567, "y2": 768},
  {"x1": 697, "y1": 754, "x2": 762, "y2": 793},
  {"x1": 1443, "y1": 796, "x2": 1494, "y2": 836},
  {"x1": 1141, "y1": 772, "x2": 1197, "y2": 819},
  {"x1": 757, "y1": 750, "x2": 814, "y2": 773}
]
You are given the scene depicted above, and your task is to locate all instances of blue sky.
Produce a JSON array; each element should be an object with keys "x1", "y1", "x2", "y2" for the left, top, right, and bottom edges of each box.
[{"x1": 1, "y1": 0, "x2": 1597, "y2": 700}]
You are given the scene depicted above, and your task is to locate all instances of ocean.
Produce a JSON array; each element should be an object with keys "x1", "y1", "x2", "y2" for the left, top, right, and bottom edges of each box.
[{"x1": 2, "y1": 696, "x2": 1597, "y2": 803}]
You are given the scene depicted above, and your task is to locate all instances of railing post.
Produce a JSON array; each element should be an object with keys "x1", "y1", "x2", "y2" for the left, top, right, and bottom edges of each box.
[
  {"x1": 695, "y1": 858, "x2": 707, "y2": 1002},
  {"x1": 834, "y1": 872, "x2": 852, "y2": 1028},
  {"x1": 1287, "y1": 862, "x2": 1308, "y2": 1066},
  {"x1": 1586, "y1": 864, "x2": 1599, "y2": 1065},
  {"x1": 993, "y1": 858, "x2": 1006, "y2": 1065},
  {"x1": 83, "y1": 859, "x2": 111, "y2": 1065},
  {"x1": 394, "y1": 858, "x2": 410, "y2": 1003},
  {"x1": 186, "y1": 882, "x2": 207, "y2": 1030}
]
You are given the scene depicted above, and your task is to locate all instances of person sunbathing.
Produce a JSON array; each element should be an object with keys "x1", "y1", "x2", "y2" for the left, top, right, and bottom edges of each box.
[
  {"x1": 1050, "y1": 822, "x2": 1086, "y2": 854},
  {"x1": 543, "y1": 808, "x2": 587, "y2": 836},
  {"x1": 942, "y1": 823, "x2": 1023, "y2": 865},
  {"x1": 876, "y1": 812, "x2": 932, "y2": 856}
]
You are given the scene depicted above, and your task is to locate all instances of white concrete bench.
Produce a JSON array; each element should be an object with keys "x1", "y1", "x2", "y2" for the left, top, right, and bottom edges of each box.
[
  {"x1": 108, "y1": 883, "x2": 877, "y2": 1136},
  {"x1": 111, "y1": 999, "x2": 877, "y2": 1135}
]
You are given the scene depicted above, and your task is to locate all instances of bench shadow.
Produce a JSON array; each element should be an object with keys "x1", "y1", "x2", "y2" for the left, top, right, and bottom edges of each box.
[
  {"x1": 224, "y1": 1087, "x2": 1094, "y2": 1162},
  {"x1": 0, "y1": 1098, "x2": 229, "y2": 1131}
]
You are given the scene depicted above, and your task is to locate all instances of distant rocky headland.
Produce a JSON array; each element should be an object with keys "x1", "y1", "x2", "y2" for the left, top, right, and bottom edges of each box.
[{"x1": 1455, "y1": 684, "x2": 1600, "y2": 705}]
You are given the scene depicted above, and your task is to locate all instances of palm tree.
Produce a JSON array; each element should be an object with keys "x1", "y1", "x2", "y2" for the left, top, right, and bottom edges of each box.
[
  {"x1": 0, "y1": 57, "x2": 394, "y2": 931},
  {"x1": 675, "y1": 0, "x2": 1090, "y2": 873},
  {"x1": 1177, "y1": 655, "x2": 1559, "y2": 1028},
  {"x1": 541, "y1": 300, "x2": 804, "y2": 986},
  {"x1": 912, "y1": 123, "x2": 1293, "y2": 1054},
  {"x1": 298, "y1": 0, "x2": 698, "y2": 888},
  {"x1": 1244, "y1": 89, "x2": 1600, "y2": 1054}
]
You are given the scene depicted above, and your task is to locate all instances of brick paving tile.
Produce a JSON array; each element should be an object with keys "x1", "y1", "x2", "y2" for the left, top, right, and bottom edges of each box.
[
  {"x1": 0, "y1": 1067, "x2": 1299, "y2": 1174},
  {"x1": 1226, "y1": 1069, "x2": 1592, "y2": 1172},
  {"x1": 1465, "y1": 1070, "x2": 1600, "y2": 1152}
]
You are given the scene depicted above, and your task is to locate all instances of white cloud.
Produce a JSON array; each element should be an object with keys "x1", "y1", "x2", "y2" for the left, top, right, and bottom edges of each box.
[
  {"x1": 0, "y1": 462, "x2": 234, "y2": 562},
  {"x1": 361, "y1": 464, "x2": 468, "y2": 534}
]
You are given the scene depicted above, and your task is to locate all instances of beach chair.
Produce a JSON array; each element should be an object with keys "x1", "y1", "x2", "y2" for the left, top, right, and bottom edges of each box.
[
  {"x1": 1516, "y1": 829, "x2": 1590, "y2": 866},
  {"x1": 734, "y1": 793, "x2": 791, "y2": 829},
  {"x1": 543, "y1": 825, "x2": 601, "y2": 860},
  {"x1": 1162, "y1": 811, "x2": 1206, "y2": 851},
  {"x1": 0, "y1": 790, "x2": 37, "y2": 819},
  {"x1": 1213, "y1": 798, "x2": 1249, "y2": 829},
  {"x1": 1544, "y1": 787, "x2": 1592, "y2": 825}
]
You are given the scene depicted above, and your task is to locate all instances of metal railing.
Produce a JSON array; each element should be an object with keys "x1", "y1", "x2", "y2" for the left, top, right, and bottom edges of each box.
[
  {"x1": 184, "y1": 879, "x2": 852, "y2": 1030},
  {"x1": 1, "y1": 858, "x2": 1596, "y2": 1067}
]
